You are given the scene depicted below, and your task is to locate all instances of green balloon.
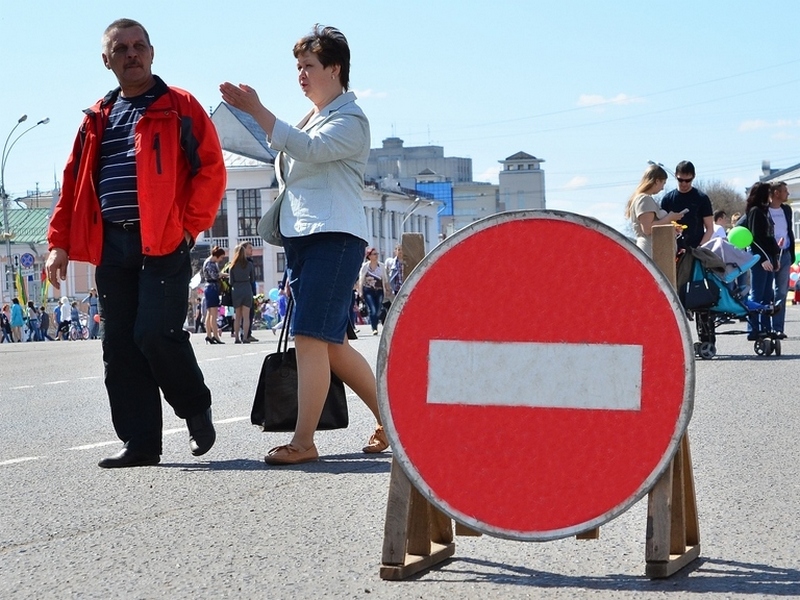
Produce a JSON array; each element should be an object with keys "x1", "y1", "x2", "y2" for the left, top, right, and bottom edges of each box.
[{"x1": 727, "y1": 226, "x2": 753, "y2": 249}]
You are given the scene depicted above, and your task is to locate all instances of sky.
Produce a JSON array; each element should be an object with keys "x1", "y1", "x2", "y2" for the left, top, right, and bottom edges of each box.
[{"x1": 1, "y1": 0, "x2": 799, "y2": 234}]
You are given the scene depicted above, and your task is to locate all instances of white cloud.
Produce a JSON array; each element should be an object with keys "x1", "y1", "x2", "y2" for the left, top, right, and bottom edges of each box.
[
  {"x1": 739, "y1": 118, "x2": 798, "y2": 132},
  {"x1": 476, "y1": 165, "x2": 501, "y2": 183},
  {"x1": 353, "y1": 88, "x2": 388, "y2": 99},
  {"x1": 576, "y1": 93, "x2": 643, "y2": 109},
  {"x1": 772, "y1": 131, "x2": 797, "y2": 140},
  {"x1": 563, "y1": 176, "x2": 589, "y2": 190}
]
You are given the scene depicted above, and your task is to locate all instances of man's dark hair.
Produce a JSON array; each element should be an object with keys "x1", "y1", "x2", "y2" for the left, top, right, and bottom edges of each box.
[
  {"x1": 713, "y1": 210, "x2": 727, "y2": 222},
  {"x1": 675, "y1": 160, "x2": 695, "y2": 177},
  {"x1": 293, "y1": 24, "x2": 351, "y2": 91},
  {"x1": 675, "y1": 161, "x2": 696, "y2": 177}
]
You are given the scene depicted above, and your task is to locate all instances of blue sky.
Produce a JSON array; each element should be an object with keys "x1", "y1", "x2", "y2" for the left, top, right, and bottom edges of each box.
[{"x1": 2, "y1": 0, "x2": 799, "y2": 233}]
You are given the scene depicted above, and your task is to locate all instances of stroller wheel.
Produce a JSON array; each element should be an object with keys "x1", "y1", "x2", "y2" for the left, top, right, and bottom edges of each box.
[
  {"x1": 698, "y1": 342, "x2": 716, "y2": 360},
  {"x1": 754, "y1": 338, "x2": 773, "y2": 356},
  {"x1": 775, "y1": 339, "x2": 782, "y2": 356}
]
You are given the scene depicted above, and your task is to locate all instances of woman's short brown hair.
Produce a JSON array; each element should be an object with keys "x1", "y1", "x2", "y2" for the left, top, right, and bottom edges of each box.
[{"x1": 293, "y1": 24, "x2": 351, "y2": 91}]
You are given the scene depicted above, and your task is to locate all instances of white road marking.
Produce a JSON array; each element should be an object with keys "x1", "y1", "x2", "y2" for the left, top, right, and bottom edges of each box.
[
  {"x1": 43, "y1": 380, "x2": 70, "y2": 385},
  {"x1": 0, "y1": 456, "x2": 43, "y2": 466},
  {"x1": 69, "y1": 441, "x2": 119, "y2": 451},
  {"x1": 427, "y1": 340, "x2": 643, "y2": 410},
  {"x1": 215, "y1": 416, "x2": 249, "y2": 424},
  {"x1": 10, "y1": 385, "x2": 35, "y2": 390}
]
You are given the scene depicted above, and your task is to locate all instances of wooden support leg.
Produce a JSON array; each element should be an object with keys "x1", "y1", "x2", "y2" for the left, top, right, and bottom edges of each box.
[
  {"x1": 645, "y1": 434, "x2": 701, "y2": 578},
  {"x1": 576, "y1": 527, "x2": 600, "y2": 540},
  {"x1": 380, "y1": 459, "x2": 456, "y2": 580}
]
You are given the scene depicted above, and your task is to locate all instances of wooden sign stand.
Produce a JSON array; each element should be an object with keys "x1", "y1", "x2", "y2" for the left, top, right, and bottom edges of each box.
[
  {"x1": 644, "y1": 224, "x2": 701, "y2": 577},
  {"x1": 379, "y1": 226, "x2": 700, "y2": 580}
]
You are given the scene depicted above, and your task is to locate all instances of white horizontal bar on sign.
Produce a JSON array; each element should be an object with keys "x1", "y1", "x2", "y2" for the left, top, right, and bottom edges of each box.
[{"x1": 427, "y1": 340, "x2": 642, "y2": 411}]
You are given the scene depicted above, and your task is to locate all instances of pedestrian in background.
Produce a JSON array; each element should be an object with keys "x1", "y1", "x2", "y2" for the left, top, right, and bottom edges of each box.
[
  {"x1": 26, "y1": 301, "x2": 41, "y2": 342},
  {"x1": 359, "y1": 246, "x2": 391, "y2": 335},
  {"x1": 57, "y1": 296, "x2": 71, "y2": 340},
  {"x1": 39, "y1": 306, "x2": 55, "y2": 341},
  {"x1": 625, "y1": 164, "x2": 685, "y2": 257},
  {"x1": 46, "y1": 18, "x2": 225, "y2": 468},
  {"x1": 82, "y1": 288, "x2": 100, "y2": 339},
  {"x1": 194, "y1": 297, "x2": 206, "y2": 334},
  {"x1": 229, "y1": 243, "x2": 255, "y2": 344},
  {"x1": 385, "y1": 244, "x2": 404, "y2": 295},
  {"x1": 660, "y1": 161, "x2": 714, "y2": 249},
  {"x1": 10, "y1": 298, "x2": 24, "y2": 342},
  {"x1": 744, "y1": 182, "x2": 779, "y2": 341},
  {"x1": 766, "y1": 181, "x2": 794, "y2": 339},
  {"x1": 1, "y1": 304, "x2": 13, "y2": 343},
  {"x1": 220, "y1": 24, "x2": 387, "y2": 464},
  {"x1": 710, "y1": 210, "x2": 729, "y2": 240},
  {"x1": 202, "y1": 246, "x2": 227, "y2": 344}
]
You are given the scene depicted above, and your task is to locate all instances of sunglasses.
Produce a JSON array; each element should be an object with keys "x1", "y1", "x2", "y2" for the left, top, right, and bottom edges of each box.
[{"x1": 676, "y1": 177, "x2": 694, "y2": 184}]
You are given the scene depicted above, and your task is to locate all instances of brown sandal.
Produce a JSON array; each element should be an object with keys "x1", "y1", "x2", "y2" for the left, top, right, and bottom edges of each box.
[
  {"x1": 362, "y1": 426, "x2": 389, "y2": 453},
  {"x1": 264, "y1": 443, "x2": 319, "y2": 465}
]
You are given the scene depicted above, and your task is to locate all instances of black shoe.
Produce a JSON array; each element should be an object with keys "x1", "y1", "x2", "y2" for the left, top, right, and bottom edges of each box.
[
  {"x1": 187, "y1": 408, "x2": 216, "y2": 456},
  {"x1": 776, "y1": 332, "x2": 787, "y2": 339},
  {"x1": 98, "y1": 447, "x2": 160, "y2": 469}
]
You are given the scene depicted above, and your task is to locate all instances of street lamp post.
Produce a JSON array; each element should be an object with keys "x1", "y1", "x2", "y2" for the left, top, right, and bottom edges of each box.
[{"x1": 1, "y1": 114, "x2": 50, "y2": 300}]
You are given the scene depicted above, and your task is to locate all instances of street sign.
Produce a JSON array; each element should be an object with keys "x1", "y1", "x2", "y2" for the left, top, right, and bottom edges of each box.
[
  {"x1": 19, "y1": 252, "x2": 35, "y2": 269},
  {"x1": 377, "y1": 210, "x2": 694, "y2": 541}
]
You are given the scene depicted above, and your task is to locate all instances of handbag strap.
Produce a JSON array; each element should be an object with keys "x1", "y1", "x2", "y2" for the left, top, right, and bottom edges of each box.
[{"x1": 277, "y1": 295, "x2": 294, "y2": 354}]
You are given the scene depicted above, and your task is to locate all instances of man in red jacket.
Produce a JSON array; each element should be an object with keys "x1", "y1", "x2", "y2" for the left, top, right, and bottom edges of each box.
[{"x1": 46, "y1": 18, "x2": 226, "y2": 468}]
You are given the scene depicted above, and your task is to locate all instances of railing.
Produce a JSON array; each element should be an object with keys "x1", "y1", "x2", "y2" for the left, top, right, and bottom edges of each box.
[{"x1": 205, "y1": 236, "x2": 263, "y2": 249}]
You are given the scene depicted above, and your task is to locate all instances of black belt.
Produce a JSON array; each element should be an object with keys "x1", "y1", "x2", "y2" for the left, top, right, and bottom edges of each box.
[{"x1": 104, "y1": 220, "x2": 141, "y2": 231}]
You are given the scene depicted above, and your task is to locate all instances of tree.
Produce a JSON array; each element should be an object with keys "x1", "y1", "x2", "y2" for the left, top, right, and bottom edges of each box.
[{"x1": 695, "y1": 179, "x2": 746, "y2": 217}]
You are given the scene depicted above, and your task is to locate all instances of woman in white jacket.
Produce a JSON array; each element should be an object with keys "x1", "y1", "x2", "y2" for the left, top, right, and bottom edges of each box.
[{"x1": 220, "y1": 25, "x2": 388, "y2": 465}]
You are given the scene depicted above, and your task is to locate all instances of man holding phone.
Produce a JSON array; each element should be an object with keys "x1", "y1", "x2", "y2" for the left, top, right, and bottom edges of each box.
[{"x1": 660, "y1": 161, "x2": 714, "y2": 249}]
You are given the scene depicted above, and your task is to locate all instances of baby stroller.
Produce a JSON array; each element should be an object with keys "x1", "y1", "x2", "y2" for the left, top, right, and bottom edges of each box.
[{"x1": 679, "y1": 238, "x2": 778, "y2": 359}]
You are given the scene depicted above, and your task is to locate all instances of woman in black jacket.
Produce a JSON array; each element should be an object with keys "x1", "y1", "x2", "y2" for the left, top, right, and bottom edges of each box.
[{"x1": 745, "y1": 182, "x2": 779, "y2": 339}]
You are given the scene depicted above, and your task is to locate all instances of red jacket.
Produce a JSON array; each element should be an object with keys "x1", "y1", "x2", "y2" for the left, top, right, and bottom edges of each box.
[{"x1": 48, "y1": 77, "x2": 226, "y2": 263}]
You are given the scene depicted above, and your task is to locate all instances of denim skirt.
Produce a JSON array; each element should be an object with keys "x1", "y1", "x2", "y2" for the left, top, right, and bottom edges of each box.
[{"x1": 282, "y1": 232, "x2": 366, "y2": 344}]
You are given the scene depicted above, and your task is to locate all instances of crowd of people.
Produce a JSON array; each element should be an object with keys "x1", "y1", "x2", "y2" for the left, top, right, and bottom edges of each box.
[
  {"x1": 0, "y1": 296, "x2": 97, "y2": 342},
  {"x1": 626, "y1": 160, "x2": 795, "y2": 340}
]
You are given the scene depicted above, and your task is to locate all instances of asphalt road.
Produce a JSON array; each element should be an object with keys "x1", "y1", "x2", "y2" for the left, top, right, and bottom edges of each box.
[{"x1": 1, "y1": 310, "x2": 799, "y2": 599}]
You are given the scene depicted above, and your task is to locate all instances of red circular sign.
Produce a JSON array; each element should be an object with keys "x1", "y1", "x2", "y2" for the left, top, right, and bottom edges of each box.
[{"x1": 378, "y1": 211, "x2": 694, "y2": 541}]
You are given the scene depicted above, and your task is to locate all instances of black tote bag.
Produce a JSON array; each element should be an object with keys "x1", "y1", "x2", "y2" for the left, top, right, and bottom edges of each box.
[{"x1": 250, "y1": 297, "x2": 349, "y2": 432}]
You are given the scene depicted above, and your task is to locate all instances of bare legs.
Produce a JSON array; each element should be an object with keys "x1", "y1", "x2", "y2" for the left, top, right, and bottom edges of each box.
[
  {"x1": 233, "y1": 305, "x2": 251, "y2": 342},
  {"x1": 205, "y1": 307, "x2": 221, "y2": 341},
  {"x1": 289, "y1": 334, "x2": 381, "y2": 451}
]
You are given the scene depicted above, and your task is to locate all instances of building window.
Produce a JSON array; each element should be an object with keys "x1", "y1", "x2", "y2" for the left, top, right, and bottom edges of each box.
[
  {"x1": 237, "y1": 189, "x2": 260, "y2": 237},
  {"x1": 250, "y1": 255, "x2": 264, "y2": 283},
  {"x1": 276, "y1": 252, "x2": 286, "y2": 274},
  {"x1": 793, "y1": 209, "x2": 800, "y2": 240},
  {"x1": 208, "y1": 197, "x2": 227, "y2": 237}
]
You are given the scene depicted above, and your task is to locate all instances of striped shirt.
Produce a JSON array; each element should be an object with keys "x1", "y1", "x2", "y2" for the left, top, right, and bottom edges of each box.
[{"x1": 98, "y1": 90, "x2": 157, "y2": 223}]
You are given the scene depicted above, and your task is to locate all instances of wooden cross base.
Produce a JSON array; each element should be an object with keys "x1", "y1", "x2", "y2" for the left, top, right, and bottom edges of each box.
[
  {"x1": 380, "y1": 434, "x2": 699, "y2": 580},
  {"x1": 380, "y1": 460, "x2": 481, "y2": 580},
  {"x1": 644, "y1": 434, "x2": 701, "y2": 577}
]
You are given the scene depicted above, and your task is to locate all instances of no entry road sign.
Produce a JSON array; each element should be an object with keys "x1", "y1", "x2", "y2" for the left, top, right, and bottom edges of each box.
[{"x1": 377, "y1": 210, "x2": 694, "y2": 541}]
